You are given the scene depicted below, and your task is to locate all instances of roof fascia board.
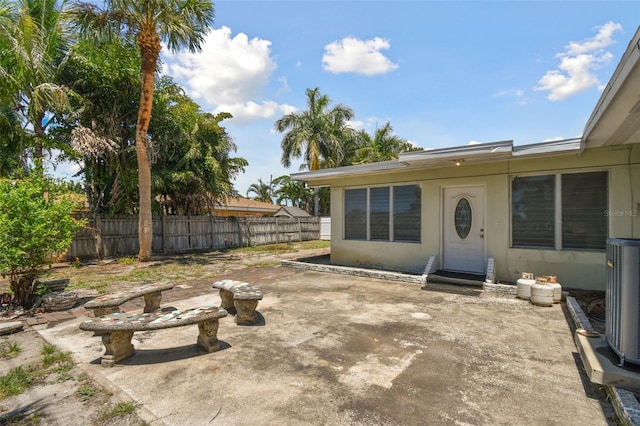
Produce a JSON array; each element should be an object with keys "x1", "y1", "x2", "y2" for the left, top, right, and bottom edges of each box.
[
  {"x1": 291, "y1": 161, "x2": 407, "y2": 181},
  {"x1": 292, "y1": 139, "x2": 585, "y2": 183},
  {"x1": 583, "y1": 26, "x2": 640, "y2": 143},
  {"x1": 399, "y1": 140, "x2": 513, "y2": 163}
]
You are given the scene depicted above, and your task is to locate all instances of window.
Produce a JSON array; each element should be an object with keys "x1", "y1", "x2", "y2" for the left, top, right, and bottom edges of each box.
[
  {"x1": 512, "y1": 175, "x2": 555, "y2": 248},
  {"x1": 511, "y1": 171, "x2": 608, "y2": 250},
  {"x1": 344, "y1": 185, "x2": 421, "y2": 242},
  {"x1": 370, "y1": 187, "x2": 390, "y2": 240},
  {"x1": 562, "y1": 172, "x2": 608, "y2": 250},
  {"x1": 344, "y1": 188, "x2": 366, "y2": 240},
  {"x1": 393, "y1": 185, "x2": 421, "y2": 242}
]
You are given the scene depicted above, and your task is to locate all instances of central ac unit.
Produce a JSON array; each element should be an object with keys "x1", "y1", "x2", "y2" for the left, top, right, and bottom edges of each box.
[{"x1": 605, "y1": 238, "x2": 640, "y2": 366}]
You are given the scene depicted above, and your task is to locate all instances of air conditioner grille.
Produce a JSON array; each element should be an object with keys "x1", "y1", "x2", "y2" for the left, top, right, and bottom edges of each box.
[{"x1": 605, "y1": 238, "x2": 640, "y2": 365}]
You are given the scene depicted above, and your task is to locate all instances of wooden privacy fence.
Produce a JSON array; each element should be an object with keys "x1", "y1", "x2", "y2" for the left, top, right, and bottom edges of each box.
[{"x1": 66, "y1": 216, "x2": 320, "y2": 259}]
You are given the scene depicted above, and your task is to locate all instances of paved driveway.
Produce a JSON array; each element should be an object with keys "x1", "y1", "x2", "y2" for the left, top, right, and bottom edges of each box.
[{"x1": 38, "y1": 268, "x2": 613, "y2": 425}]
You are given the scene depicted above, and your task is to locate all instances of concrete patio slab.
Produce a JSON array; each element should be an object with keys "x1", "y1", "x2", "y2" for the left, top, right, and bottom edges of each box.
[{"x1": 35, "y1": 269, "x2": 615, "y2": 425}]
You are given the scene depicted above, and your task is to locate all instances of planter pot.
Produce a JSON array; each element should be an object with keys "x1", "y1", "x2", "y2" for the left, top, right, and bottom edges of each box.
[
  {"x1": 39, "y1": 278, "x2": 70, "y2": 293},
  {"x1": 41, "y1": 291, "x2": 77, "y2": 311}
]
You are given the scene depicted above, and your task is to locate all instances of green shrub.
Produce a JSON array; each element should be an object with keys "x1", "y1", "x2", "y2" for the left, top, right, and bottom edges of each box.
[{"x1": 0, "y1": 177, "x2": 84, "y2": 308}]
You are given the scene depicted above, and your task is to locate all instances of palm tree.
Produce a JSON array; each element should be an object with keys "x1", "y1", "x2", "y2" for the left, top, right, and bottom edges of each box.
[
  {"x1": 0, "y1": 0, "x2": 72, "y2": 175},
  {"x1": 275, "y1": 87, "x2": 354, "y2": 214},
  {"x1": 71, "y1": 0, "x2": 215, "y2": 260},
  {"x1": 352, "y1": 121, "x2": 417, "y2": 164},
  {"x1": 0, "y1": 103, "x2": 22, "y2": 176},
  {"x1": 246, "y1": 178, "x2": 273, "y2": 204},
  {"x1": 272, "y1": 175, "x2": 312, "y2": 210},
  {"x1": 275, "y1": 87, "x2": 355, "y2": 171}
]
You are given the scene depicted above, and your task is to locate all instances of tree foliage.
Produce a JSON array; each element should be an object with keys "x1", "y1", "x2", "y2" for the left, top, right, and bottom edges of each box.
[
  {"x1": 0, "y1": 176, "x2": 84, "y2": 307},
  {"x1": 272, "y1": 175, "x2": 313, "y2": 210},
  {"x1": 0, "y1": 0, "x2": 74, "y2": 174},
  {"x1": 56, "y1": 37, "x2": 141, "y2": 215},
  {"x1": 351, "y1": 121, "x2": 419, "y2": 164},
  {"x1": 71, "y1": 0, "x2": 215, "y2": 260},
  {"x1": 151, "y1": 77, "x2": 247, "y2": 215},
  {"x1": 275, "y1": 87, "x2": 355, "y2": 172},
  {"x1": 246, "y1": 178, "x2": 273, "y2": 203}
]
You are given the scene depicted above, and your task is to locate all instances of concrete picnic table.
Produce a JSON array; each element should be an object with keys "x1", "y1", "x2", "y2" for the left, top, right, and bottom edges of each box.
[{"x1": 84, "y1": 281, "x2": 174, "y2": 317}]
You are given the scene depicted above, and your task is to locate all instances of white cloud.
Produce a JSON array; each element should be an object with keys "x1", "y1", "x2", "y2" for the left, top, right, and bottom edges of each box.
[
  {"x1": 322, "y1": 37, "x2": 399, "y2": 76},
  {"x1": 347, "y1": 119, "x2": 366, "y2": 130},
  {"x1": 214, "y1": 101, "x2": 296, "y2": 123},
  {"x1": 276, "y1": 76, "x2": 291, "y2": 97},
  {"x1": 535, "y1": 21, "x2": 622, "y2": 101},
  {"x1": 164, "y1": 26, "x2": 289, "y2": 121},
  {"x1": 493, "y1": 88, "x2": 528, "y2": 105}
]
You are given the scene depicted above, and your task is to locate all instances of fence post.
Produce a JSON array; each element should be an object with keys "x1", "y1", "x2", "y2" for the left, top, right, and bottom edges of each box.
[
  {"x1": 161, "y1": 215, "x2": 167, "y2": 254},
  {"x1": 237, "y1": 219, "x2": 243, "y2": 247},
  {"x1": 275, "y1": 217, "x2": 280, "y2": 244},
  {"x1": 95, "y1": 216, "x2": 102, "y2": 259},
  {"x1": 188, "y1": 215, "x2": 192, "y2": 251},
  {"x1": 214, "y1": 216, "x2": 216, "y2": 251},
  {"x1": 298, "y1": 218, "x2": 302, "y2": 242}
]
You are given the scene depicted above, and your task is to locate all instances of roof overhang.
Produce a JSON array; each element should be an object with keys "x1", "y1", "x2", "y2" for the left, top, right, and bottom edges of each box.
[
  {"x1": 583, "y1": 26, "x2": 640, "y2": 148},
  {"x1": 398, "y1": 140, "x2": 514, "y2": 166},
  {"x1": 291, "y1": 160, "x2": 408, "y2": 183},
  {"x1": 293, "y1": 138, "x2": 582, "y2": 185}
]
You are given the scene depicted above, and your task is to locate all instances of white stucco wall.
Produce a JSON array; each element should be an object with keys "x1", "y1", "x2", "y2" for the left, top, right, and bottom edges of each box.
[{"x1": 325, "y1": 144, "x2": 640, "y2": 291}]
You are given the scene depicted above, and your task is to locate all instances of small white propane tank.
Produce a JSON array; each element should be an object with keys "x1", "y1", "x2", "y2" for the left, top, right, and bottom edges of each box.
[
  {"x1": 530, "y1": 277, "x2": 554, "y2": 307},
  {"x1": 545, "y1": 275, "x2": 562, "y2": 304},
  {"x1": 516, "y1": 272, "x2": 536, "y2": 300}
]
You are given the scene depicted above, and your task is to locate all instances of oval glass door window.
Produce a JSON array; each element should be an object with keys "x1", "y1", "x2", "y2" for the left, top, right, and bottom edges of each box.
[{"x1": 454, "y1": 198, "x2": 472, "y2": 239}]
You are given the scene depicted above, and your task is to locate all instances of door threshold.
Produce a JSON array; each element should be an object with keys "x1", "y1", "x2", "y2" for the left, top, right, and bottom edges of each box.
[{"x1": 427, "y1": 270, "x2": 485, "y2": 287}]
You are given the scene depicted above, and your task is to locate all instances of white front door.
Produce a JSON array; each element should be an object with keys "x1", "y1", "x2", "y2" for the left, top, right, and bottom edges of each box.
[{"x1": 442, "y1": 186, "x2": 485, "y2": 273}]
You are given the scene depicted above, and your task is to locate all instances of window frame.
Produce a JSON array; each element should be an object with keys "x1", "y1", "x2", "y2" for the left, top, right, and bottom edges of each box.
[
  {"x1": 510, "y1": 170, "x2": 609, "y2": 251},
  {"x1": 343, "y1": 184, "x2": 421, "y2": 243}
]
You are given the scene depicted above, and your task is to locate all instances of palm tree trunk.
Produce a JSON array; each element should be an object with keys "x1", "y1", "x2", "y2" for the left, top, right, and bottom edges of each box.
[
  {"x1": 33, "y1": 111, "x2": 46, "y2": 177},
  {"x1": 136, "y1": 34, "x2": 160, "y2": 261}
]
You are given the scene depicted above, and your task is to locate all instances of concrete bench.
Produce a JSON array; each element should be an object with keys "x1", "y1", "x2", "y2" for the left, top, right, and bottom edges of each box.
[
  {"x1": 84, "y1": 281, "x2": 174, "y2": 317},
  {"x1": 212, "y1": 280, "x2": 263, "y2": 325},
  {"x1": 79, "y1": 306, "x2": 228, "y2": 367}
]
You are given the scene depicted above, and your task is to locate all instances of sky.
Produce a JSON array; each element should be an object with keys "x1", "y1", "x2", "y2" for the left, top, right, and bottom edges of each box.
[{"x1": 51, "y1": 1, "x2": 640, "y2": 196}]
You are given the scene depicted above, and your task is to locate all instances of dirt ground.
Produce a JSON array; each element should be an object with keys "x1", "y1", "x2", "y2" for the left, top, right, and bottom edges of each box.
[{"x1": 0, "y1": 245, "x2": 330, "y2": 425}]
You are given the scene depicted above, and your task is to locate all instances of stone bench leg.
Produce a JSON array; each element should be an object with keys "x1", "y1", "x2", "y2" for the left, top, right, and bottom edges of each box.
[
  {"x1": 234, "y1": 300, "x2": 259, "y2": 325},
  {"x1": 197, "y1": 319, "x2": 221, "y2": 352},
  {"x1": 101, "y1": 331, "x2": 135, "y2": 368},
  {"x1": 143, "y1": 291, "x2": 163, "y2": 313},
  {"x1": 219, "y1": 289, "x2": 235, "y2": 311}
]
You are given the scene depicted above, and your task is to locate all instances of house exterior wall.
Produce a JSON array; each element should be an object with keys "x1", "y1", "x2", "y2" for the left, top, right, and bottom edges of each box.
[{"x1": 327, "y1": 144, "x2": 640, "y2": 291}]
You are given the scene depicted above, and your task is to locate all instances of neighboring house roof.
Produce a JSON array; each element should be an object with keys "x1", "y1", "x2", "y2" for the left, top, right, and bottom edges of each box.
[
  {"x1": 213, "y1": 197, "x2": 279, "y2": 215},
  {"x1": 274, "y1": 206, "x2": 312, "y2": 218}
]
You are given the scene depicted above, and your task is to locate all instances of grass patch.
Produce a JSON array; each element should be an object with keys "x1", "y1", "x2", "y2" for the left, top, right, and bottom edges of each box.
[
  {"x1": 41, "y1": 344, "x2": 72, "y2": 369},
  {"x1": 252, "y1": 261, "x2": 281, "y2": 268},
  {"x1": 0, "y1": 366, "x2": 38, "y2": 399},
  {"x1": 22, "y1": 240, "x2": 330, "y2": 295},
  {"x1": 0, "y1": 344, "x2": 74, "y2": 400},
  {"x1": 229, "y1": 240, "x2": 329, "y2": 256},
  {"x1": 98, "y1": 401, "x2": 140, "y2": 421},
  {"x1": 2, "y1": 410, "x2": 43, "y2": 424},
  {"x1": 0, "y1": 341, "x2": 21, "y2": 359},
  {"x1": 76, "y1": 384, "x2": 97, "y2": 401}
]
